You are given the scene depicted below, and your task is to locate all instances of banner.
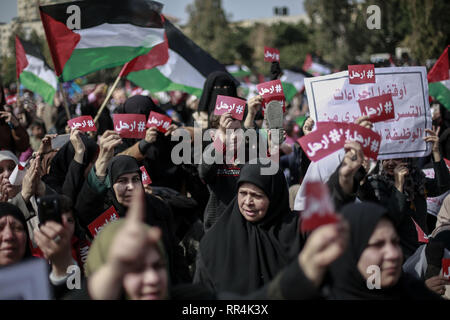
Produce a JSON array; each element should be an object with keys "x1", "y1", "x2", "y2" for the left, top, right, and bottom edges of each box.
[{"x1": 304, "y1": 67, "x2": 432, "y2": 159}]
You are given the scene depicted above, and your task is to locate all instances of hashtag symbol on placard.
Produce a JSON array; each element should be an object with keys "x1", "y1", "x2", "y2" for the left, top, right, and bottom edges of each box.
[
  {"x1": 236, "y1": 105, "x2": 244, "y2": 114},
  {"x1": 328, "y1": 129, "x2": 341, "y2": 144},
  {"x1": 366, "y1": 69, "x2": 374, "y2": 79},
  {"x1": 370, "y1": 140, "x2": 379, "y2": 152},
  {"x1": 384, "y1": 101, "x2": 392, "y2": 113},
  {"x1": 87, "y1": 120, "x2": 94, "y2": 127},
  {"x1": 142, "y1": 172, "x2": 147, "y2": 180},
  {"x1": 275, "y1": 84, "x2": 282, "y2": 93},
  {"x1": 137, "y1": 121, "x2": 146, "y2": 132}
]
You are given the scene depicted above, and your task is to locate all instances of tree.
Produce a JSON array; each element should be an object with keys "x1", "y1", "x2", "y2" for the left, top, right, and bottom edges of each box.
[{"x1": 186, "y1": 0, "x2": 234, "y2": 63}]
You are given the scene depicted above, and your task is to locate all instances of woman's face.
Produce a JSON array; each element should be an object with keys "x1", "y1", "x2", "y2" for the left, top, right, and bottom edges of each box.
[
  {"x1": 122, "y1": 247, "x2": 168, "y2": 300},
  {"x1": 238, "y1": 182, "x2": 270, "y2": 222},
  {"x1": 113, "y1": 172, "x2": 143, "y2": 207},
  {"x1": 0, "y1": 159, "x2": 16, "y2": 180},
  {"x1": 381, "y1": 158, "x2": 404, "y2": 176},
  {"x1": 0, "y1": 215, "x2": 27, "y2": 266},
  {"x1": 357, "y1": 218, "x2": 403, "y2": 288}
]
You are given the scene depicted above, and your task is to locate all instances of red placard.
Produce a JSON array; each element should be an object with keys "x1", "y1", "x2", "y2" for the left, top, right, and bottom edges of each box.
[
  {"x1": 345, "y1": 123, "x2": 381, "y2": 160},
  {"x1": 300, "y1": 182, "x2": 338, "y2": 232},
  {"x1": 358, "y1": 93, "x2": 395, "y2": 123},
  {"x1": 113, "y1": 114, "x2": 147, "y2": 139},
  {"x1": 213, "y1": 95, "x2": 247, "y2": 121},
  {"x1": 88, "y1": 206, "x2": 119, "y2": 238},
  {"x1": 6, "y1": 94, "x2": 17, "y2": 105},
  {"x1": 68, "y1": 115, "x2": 97, "y2": 132},
  {"x1": 140, "y1": 165, "x2": 152, "y2": 185},
  {"x1": 146, "y1": 111, "x2": 172, "y2": 133},
  {"x1": 411, "y1": 218, "x2": 429, "y2": 243},
  {"x1": 256, "y1": 79, "x2": 286, "y2": 114},
  {"x1": 443, "y1": 259, "x2": 450, "y2": 279},
  {"x1": 264, "y1": 46, "x2": 280, "y2": 62},
  {"x1": 297, "y1": 123, "x2": 345, "y2": 162},
  {"x1": 298, "y1": 122, "x2": 381, "y2": 162},
  {"x1": 348, "y1": 64, "x2": 376, "y2": 84}
]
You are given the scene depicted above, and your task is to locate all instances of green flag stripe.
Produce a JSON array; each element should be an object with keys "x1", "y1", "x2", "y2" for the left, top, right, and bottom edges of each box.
[
  {"x1": 429, "y1": 81, "x2": 450, "y2": 110},
  {"x1": 61, "y1": 46, "x2": 152, "y2": 81},
  {"x1": 282, "y1": 82, "x2": 298, "y2": 102},
  {"x1": 127, "y1": 68, "x2": 203, "y2": 97},
  {"x1": 20, "y1": 70, "x2": 56, "y2": 104}
]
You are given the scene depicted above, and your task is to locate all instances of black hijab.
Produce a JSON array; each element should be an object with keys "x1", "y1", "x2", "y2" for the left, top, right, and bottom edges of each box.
[
  {"x1": 0, "y1": 203, "x2": 32, "y2": 261},
  {"x1": 117, "y1": 94, "x2": 166, "y2": 117},
  {"x1": 42, "y1": 134, "x2": 98, "y2": 194},
  {"x1": 198, "y1": 162, "x2": 301, "y2": 295},
  {"x1": 198, "y1": 71, "x2": 238, "y2": 116},
  {"x1": 327, "y1": 202, "x2": 440, "y2": 300}
]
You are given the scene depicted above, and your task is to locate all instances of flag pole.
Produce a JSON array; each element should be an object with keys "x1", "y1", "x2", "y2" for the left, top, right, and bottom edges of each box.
[
  {"x1": 93, "y1": 62, "x2": 129, "y2": 124},
  {"x1": 58, "y1": 82, "x2": 71, "y2": 120}
]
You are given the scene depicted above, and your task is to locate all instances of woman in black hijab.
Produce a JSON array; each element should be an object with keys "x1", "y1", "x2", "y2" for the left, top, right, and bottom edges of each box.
[
  {"x1": 75, "y1": 154, "x2": 190, "y2": 284},
  {"x1": 198, "y1": 71, "x2": 238, "y2": 117},
  {"x1": 42, "y1": 131, "x2": 98, "y2": 203},
  {"x1": 0, "y1": 203, "x2": 32, "y2": 267},
  {"x1": 114, "y1": 95, "x2": 184, "y2": 191},
  {"x1": 194, "y1": 162, "x2": 302, "y2": 295},
  {"x1": 326, "y1": 202, "x2": 440, "y2": 300}
]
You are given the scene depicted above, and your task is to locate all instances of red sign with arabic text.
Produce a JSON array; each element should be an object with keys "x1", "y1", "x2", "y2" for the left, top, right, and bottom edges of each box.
[
  {"x1": 113, "y1": 114, "x2": 147, "y2": 139},
  {"x1": 300, "y1": 182, "x2": 338, "y2": 232},
  {"x1": 256, "y1": 80, "x2": 286, "y2": 114},
  {"x1": 348, "y1": 64, "x2": 376, "y2": 84},
  {"x1": 214, "y1": 95, "x2": 247, "y2": 121},
  {"x1": 68, "y1": 115, "x2": 97, "y2": 132},
  {"x1": 140, "y1": 166, "x2": 152, "y2": 185},
  {"x1": 358, "y1": 93, "x2": 395, "y2": 123},
  {"x1": 88, "y1": 206, "x2": 119, "y2": 238},
  {"x1": 146, "y1": 111, "x2": 172, "y2": 133},
  {"x1": 264, "y1": 46, "x2": 280, "y2": 62},
  {"x1": 443, "y1": 259, "x2": 450, "y2": 279},
  {"x1": 6, "y1": 94, "x2": 17, "y2": 105},
  {"x1": 298, "y1": 122, "x2": 381, "y2": 162}
]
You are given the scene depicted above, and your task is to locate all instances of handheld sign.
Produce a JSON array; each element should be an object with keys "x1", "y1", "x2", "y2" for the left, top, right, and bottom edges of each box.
[
  {"x1": 214, "y1": 95, "x2": 247, "y2": 121},
  {"x1": 147, "y1": 111, "x2": 172, "y2": 133},
  {"x1": 443, "y1": 259, "x2": 450, "y2": 279},
  {"x1": 88, "y1": 206, "x2": 119, "y2": 238},
  {"x1": 264, "y1": 46, "x2": 280, "y2": 62},
  {"x1": 298, "y1": 122, "x2": 381, "y2": 162},
  {"x1": 113, "y1": 114, "x2": 147, "y2": 139},
  {"x1": 348, "y1": 64, "x2": 376, "y2": 84},
  {"x1": 68, "y1": 115, "x2": 97, "y2": 132},
  {"x1": 6, "y1": 95, "x2": 17, "y2": 105},
  {"x1": 256, "y1": 79, "x2": 286, "y2": 114},
  {"x1": 300, "y1": 181, "x2": 338, "y2": 232},
  {"x1": 140, "y1": 166, "x2": 152, "y2": 185},
  {"x1": 358, "y1": 93, "x2": 395, "y2": 123},
  {"x1": 9, "y1": 164, "x2": 26, "y2": 186}
]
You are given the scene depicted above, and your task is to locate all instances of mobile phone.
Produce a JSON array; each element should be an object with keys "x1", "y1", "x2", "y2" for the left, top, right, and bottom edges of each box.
[
  {"x1": 37, "y1": 195, "x2": 62, "y2": 225},
  {"x1": 51, "y1": 134, "x2": 70, "y2": 149}
]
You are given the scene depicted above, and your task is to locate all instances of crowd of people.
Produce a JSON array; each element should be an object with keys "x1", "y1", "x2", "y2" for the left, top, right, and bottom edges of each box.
[{"x1": 0, "y1": 60, "x2": 449, "y2": 301}]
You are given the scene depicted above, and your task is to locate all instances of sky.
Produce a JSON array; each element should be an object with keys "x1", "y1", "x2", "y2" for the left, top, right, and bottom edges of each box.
[{"x1": 0, "y1": 0, "x2": 305, "y2": 24}]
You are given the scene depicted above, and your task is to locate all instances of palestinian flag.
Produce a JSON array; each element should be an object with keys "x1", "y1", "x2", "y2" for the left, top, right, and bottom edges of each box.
[
  {"x1": 15, "y1": 36, "x2": 58, "y2": 105},
  {"x1": 303, "y1": 54, "x2": 331, "y2": 76},
  {"x1": 39, "y1": 0, "x2": 167, "y2": 81},
  {"x1": 281, "y1": 68, "x2": 312, "y2": 102},
  {"x1": 124, "y1": 18, "x2": 237, "y2": 97},
  {"x1": 226, "y1": 65, "x2": 252, "y2": 78},
  {"x1": 428, "y1": 46, "x2": 450, "y2": 110}
]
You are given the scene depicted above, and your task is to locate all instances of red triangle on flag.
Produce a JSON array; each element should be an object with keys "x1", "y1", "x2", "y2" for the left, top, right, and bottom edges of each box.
[
  {"x1": 39, "y1": 9, "x2": 80, "y2": 76},
  {"x1": 427, "y1": 45, "x2": 449, "y2": 83},
  {"x1": 15, "y1": 36, "x2": 28, "y2": 80}
]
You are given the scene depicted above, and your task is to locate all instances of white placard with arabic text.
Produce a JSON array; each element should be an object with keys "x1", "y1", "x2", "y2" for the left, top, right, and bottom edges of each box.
[{"x1": 305, "y1": 67, "x2": 432, "y2": 159}]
